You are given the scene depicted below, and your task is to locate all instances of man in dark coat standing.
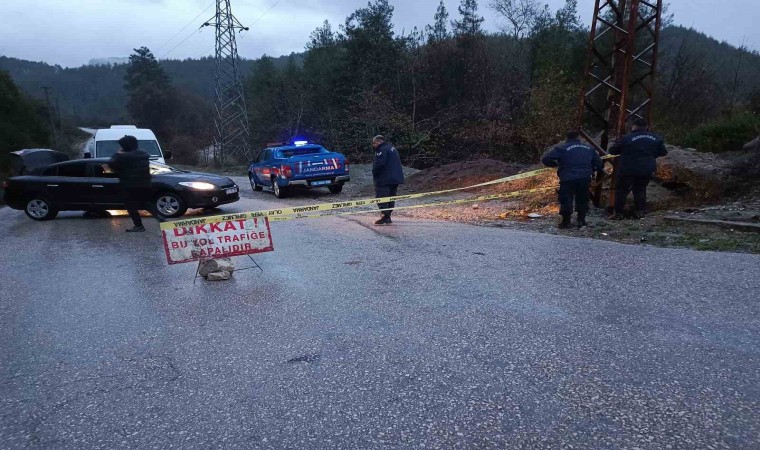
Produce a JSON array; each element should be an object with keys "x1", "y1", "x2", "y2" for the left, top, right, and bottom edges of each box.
[
  {"x1": 372, "y1": 135, "x2": 405, "y2": 225},
  {"x1": 608, "y1": 118, "x2": 668, "y2": 219},
  {"x1": 542, "y1": 130, "x2": 605, "y2": 229},
  {"x1": 108, "y1": 135, "x2": 154, "y2": 232}
]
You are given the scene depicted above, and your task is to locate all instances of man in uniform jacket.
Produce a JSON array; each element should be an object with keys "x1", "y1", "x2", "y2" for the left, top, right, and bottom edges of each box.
[
  {"x1": 542, "y1": 130, "x2": 605, "y2": 229},
  {"x1": 108, "y1": 135, "x2": 155, "y2": 232},
  {"x1": 371, "y1": 135, "x2": 405, "y2": 225},
  {"x1": 608, "y1": 118, "x2": 668, "y2": 219}
]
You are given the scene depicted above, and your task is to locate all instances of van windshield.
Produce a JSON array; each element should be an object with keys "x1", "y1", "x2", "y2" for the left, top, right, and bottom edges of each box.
[{"x1": 96, "y1": 140, "x2": 162, "y2": 158}]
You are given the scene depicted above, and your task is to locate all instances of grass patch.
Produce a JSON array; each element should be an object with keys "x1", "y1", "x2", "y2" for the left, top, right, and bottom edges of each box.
[
  {"x1": 645, "y1": 230, "x2": 760, "y2": 253},
  {"x1": 673, "y1": 233, "x2": 760, "y2": 252}
]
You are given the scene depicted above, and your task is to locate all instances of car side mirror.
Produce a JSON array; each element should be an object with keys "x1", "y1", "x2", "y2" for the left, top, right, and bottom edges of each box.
[
  {"x1": 84, "y1": 152, "x2": 92, "y2": 159},
  {"x1": 164, "y1": 151, "x2": 173, "y2": 160}
]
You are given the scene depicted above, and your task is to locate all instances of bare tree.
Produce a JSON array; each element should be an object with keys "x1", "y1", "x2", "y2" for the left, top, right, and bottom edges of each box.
[
  {"x1": 658, "y1": 37, "x2": 722, "y2": 125},
  {"x1": 489, "y1": 0, "x2": 541, "y2": 41}
]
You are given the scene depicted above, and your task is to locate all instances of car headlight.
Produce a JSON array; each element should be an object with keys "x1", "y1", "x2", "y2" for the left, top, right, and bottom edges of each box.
[{"x1": 179, "y1": 181, "x2": 216, "y2": 190}]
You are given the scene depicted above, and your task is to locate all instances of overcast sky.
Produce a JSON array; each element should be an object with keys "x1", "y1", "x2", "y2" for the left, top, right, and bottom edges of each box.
[{"x1": 1, "y1": 0, "x2": 758, "y2": 68}]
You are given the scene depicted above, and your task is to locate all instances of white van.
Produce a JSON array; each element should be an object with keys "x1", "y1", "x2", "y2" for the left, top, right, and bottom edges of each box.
[{"x1": 84, "y1": 125, "x2": 171, "y2": 164}]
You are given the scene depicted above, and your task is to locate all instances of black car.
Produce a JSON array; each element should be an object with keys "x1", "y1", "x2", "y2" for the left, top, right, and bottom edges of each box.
[{"x1": 3, "y1": 158, "x2": 240, "y2": 221}]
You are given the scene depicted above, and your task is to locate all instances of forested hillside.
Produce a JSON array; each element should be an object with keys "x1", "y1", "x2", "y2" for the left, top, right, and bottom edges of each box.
[{"x1": 1, "y1": 0, "x2": 758, "y2": 165}]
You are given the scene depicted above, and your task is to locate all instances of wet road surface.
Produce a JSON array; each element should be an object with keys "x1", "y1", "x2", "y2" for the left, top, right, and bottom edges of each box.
[{"x1": 1, "y1": 180, "x2": 759, "y2": 448}]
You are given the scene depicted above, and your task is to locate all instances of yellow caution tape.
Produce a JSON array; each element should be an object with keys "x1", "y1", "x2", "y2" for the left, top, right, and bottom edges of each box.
[
  {"x1": 160, "y1": 166, "x2": 556, "y2": 230},
  {"x1": 267, "y1": 186, "x2": 558, "y2": 222},
  {"x1": 160, "y1": 154, "x2": 618, "y2": 230}
]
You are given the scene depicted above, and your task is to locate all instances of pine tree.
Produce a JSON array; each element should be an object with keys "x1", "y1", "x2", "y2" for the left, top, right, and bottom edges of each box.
[
  {"x1": 307, "y1": 20, "x2": 336, "y2": 50},
  {"x1": 452, "y1": 0, "x2": 484, "y2": 37},
  {"x1": 426, "y1": 0, "x2": 450, "y2": 44},
  {"x1": 341, "y1": 0, "x2": 401, "y2": 90},
  {"x1": 555, "y1": 0, "x2": 580, "y2": 31},
  {"x1": 0, "y1": 71, "x2": 49, "y2": 161},
  {"x1": 124, "y1": 47, "x2": 177, "y2": 139}
]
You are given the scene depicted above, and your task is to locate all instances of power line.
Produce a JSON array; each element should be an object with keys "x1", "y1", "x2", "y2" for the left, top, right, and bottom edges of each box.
[
  {"x1": 161, "y1": 26, "x2": 206, "y2": 60},
  {"x1": 155, "y1": 1, "x2": 215, "y2": 51},
  {"x1": 239, "y1": 0, "x2": 284, "y2": 40}
]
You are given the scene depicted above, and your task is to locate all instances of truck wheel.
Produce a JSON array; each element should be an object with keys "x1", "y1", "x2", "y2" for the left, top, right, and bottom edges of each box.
[
  {"x1": 155, "y1": 192, "x2": 188, "y2": 218},
  {"x1": 328, "y1": 184, "x2": 343, "y2": 194},
  {"x1": 272, "y1": 178, "x2": 288, "y2": 199},
  {"x1": 25, "y1": 197, "x2": 58, "y2": 221},
  {"x1": 250, "y1": 175, "x2": 263, "y2": 192}
]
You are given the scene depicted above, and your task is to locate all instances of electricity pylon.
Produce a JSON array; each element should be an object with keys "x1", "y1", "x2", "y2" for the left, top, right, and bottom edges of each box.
[
  {"x1": 203, "y1": 0, "x2": 251, "y2": 165},
  {"x1": 577, "y1": 0, "x2": 664, "y2": 208}
]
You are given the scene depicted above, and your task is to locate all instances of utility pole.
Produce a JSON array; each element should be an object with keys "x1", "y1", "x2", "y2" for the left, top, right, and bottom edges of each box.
[
  {"x1": 203, "y1": 0, "x2": 252, "y2": 166},
  {"x1": 54, "y1": 97, "x2": 62, "y2": 129},
  {"x1": 42, "y1": 87, "x2": 59, "y2": 148}
]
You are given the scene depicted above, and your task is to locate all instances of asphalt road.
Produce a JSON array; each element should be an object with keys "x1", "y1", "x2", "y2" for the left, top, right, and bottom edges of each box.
[{"x1": 1, "y1": 179, "x2": 759, "y2": 449}]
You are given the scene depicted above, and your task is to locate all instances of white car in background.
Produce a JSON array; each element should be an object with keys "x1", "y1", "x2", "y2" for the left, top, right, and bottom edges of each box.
[{"x1": 83, "y1": 125, "x2": 172, "y2": 164}]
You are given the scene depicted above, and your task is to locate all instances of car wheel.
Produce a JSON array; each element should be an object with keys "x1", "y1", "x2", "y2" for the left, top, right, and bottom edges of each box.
[
  {"x1": 272, "y1": 178, "x2": 288, "y2": 199},
  {"x1": 250, "y1": 175, "x2": 263, "y2": 192},
  {"x1": 328, "y1": 183, "x2": 343, "y2": 194},
  {"x1": 24, "y1": 198, "x2": 58, "y2": 221},
  {"x1": 155, "y1": 192, "x2": 188, "y2": 218}
]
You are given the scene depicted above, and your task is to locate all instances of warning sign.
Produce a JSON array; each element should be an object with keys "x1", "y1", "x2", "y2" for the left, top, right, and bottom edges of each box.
[{"x1": 161, "y1": 216, "x2": 274, "y2": 265}]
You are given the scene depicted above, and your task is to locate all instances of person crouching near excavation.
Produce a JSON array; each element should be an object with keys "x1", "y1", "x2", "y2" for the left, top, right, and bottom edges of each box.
[
  {"x1": 371, "y1": 135, "x2": 405, "y2": 225},
  {"x1": 542, "y1": 130, "x2": 605, "y2": 229}
]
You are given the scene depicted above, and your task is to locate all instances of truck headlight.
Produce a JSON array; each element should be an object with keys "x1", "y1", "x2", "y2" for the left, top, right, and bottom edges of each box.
[{"x1": 179, "y1": 181, "x2": 216, "y2": 190}]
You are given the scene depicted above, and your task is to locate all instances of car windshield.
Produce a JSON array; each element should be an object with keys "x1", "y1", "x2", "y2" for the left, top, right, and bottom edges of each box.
[
  {"x1": 149, "y1": 162, "x2": 188, "y2": 175},
  {"x1": 276, "y1": 147, "x2": 328, "y2": 158},
  {"x1": 97, "y1": 140, "x2": 162, "y2": 158}
]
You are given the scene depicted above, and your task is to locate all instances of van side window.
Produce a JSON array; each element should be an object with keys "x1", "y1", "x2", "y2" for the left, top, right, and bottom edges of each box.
[{"x1": 42, "y1": 167, "x2": 57, "y2": 176}]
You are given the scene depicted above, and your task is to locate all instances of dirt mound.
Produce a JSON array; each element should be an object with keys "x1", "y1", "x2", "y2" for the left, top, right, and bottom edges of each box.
[
  {"x1": 403, "y1": 159, "x2": 529, "y2": 192},
  {"x1": 655, "y1": 146, "x2": 734, "y2": 200}
]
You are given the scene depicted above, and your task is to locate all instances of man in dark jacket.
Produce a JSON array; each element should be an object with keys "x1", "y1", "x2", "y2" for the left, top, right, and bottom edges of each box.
[
  {"x1": 542, "y1": 130, "x2": 605, "y2": 229},
  {"x1": 372, "y1": 135, "x2": 405, "y2": 225},
  {"x1": 608, "y1": 118, "x2": 668, "y2": 219},
  {"x1": 108, "y1": 135, "x2": 154, "y2": 232}
]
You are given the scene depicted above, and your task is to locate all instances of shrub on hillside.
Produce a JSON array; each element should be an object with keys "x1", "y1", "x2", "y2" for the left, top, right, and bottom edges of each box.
[
  {"x1": 166, "y1": 135, "x2": 202, "y2": 165},
  {"x1": 683, "y1": 112, "x2": 760, "y2": 153}
]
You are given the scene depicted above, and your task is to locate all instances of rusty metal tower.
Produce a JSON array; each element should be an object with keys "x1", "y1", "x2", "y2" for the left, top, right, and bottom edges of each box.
[
  {"x1": 203, "y1": 0, "x2": 251, "y2": 165},
  {"x1": 577, "y1": 0, "x2": 664, "y2": 208}
]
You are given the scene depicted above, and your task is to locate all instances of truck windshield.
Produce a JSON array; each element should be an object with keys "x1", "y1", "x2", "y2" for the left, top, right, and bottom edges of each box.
[
  {"x1": 96, "y1": 140, "x2": 162, "y2": 158},
  {"x1": 277, "y1": 147, "x2": 327, "y2": 158}
]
